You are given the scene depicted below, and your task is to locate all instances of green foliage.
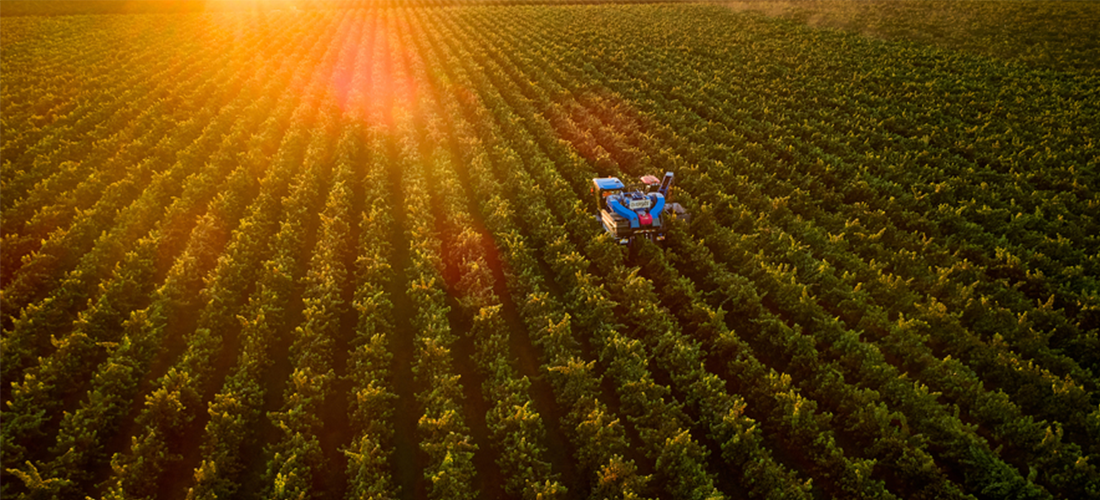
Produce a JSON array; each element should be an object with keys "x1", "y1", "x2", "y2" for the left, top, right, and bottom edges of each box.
[
  {"x1": 2, "y1": 3, "x2": 1094, "y2": 499},
  {"x1": 6, "y1": 461, "x2": 70, "y2": 499},
  {"x1": 727, "y1": 0, "x2": 1100, "y2": 73}
]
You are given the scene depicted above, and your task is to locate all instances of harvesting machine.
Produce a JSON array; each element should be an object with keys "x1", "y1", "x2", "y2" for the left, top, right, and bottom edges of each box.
[{"x1": 592, "y1": 172, "x2": 689, "y2": 246}]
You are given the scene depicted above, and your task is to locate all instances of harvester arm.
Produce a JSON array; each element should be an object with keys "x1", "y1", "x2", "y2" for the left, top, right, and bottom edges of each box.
[
  {"x1": 648, "y1": 193, "x2": 665, "y2": 226},
  {"x1": 608, "y1": 198, "x2": 640, "y2": 228}
]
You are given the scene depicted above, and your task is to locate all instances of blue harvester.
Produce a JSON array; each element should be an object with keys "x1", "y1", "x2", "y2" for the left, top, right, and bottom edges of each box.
[{"x1": 592, "y1": 172, "x2": 689, "y2": 245}]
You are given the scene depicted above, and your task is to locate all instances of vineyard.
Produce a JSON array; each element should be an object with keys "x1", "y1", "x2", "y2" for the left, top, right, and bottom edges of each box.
[{"x1": 1, "y1": 1, "x2": 1098, "y2": 499}]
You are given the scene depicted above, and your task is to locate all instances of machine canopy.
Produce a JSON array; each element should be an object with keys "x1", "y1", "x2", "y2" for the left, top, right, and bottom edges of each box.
[{"x1": 593, "y1": 177, "x2": 625, "y2": 191}]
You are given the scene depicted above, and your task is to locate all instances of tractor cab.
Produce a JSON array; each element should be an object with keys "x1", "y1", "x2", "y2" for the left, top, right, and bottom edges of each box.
[{"x1": 592, "y1": 177, "x2": 625, "y2": 212}]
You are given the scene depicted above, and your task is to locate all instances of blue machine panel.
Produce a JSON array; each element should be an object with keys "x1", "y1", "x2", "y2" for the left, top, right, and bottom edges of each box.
[
  {"x1": 593, "y1": 177, "x2": 625, "y2": 190},
  {"x1": 608, "y1": 197, "x2": 640, "y2": 228},
  {"x1": 648, "y1": 193, "x2": 665, "y2": 226}
]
